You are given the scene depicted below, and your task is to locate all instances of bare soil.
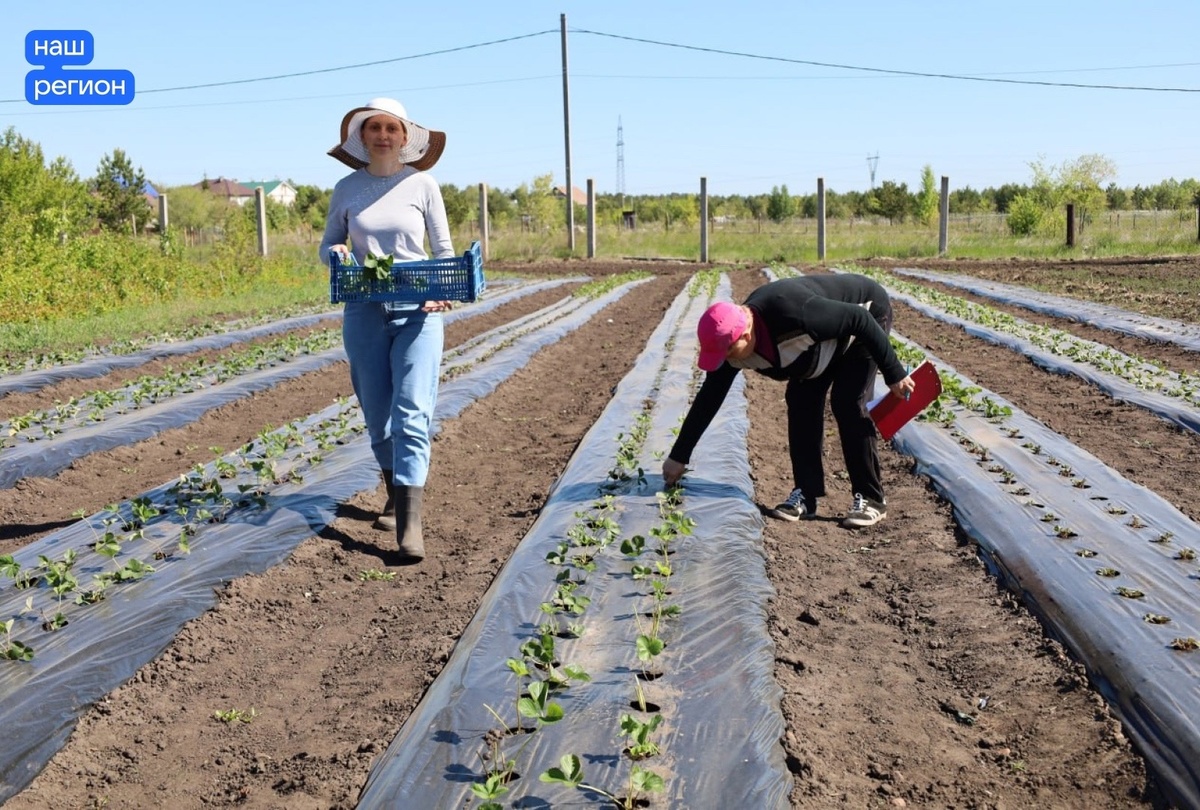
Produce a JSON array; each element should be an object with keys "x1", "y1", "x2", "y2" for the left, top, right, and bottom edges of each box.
[{"x1": 3, "y1": 256, "x2": 1197, "y2": 809}]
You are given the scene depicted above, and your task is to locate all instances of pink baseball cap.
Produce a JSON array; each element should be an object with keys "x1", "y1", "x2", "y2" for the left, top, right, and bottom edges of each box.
[{"x1": 696, "y1": 301, "x2": 747, "y2": 371}]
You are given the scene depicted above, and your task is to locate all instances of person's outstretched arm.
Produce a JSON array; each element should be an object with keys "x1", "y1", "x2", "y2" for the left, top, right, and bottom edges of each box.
[{"x1": 662, "y1": 363, "x2": 739, "y2": 485}]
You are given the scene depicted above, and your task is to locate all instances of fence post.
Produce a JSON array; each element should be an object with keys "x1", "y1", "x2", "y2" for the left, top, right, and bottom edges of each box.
[
  {"x1": 255, "y1": 187, "x2": 268, "y2": 257},
  {"x1": 159, "y1": 194, "x2": 169, "y2": 233},
  {"x1": 816, "y1": 177, "x2": 826, "y2": 261},
  {"x1": 478, "y1": 183, "x2": 489, "y2": 262},
  {"x1": 700, "y1": 176, "x2": 709, "y2": 262},
  {"x1": 1066, "y1": 203, "x2": 1075, "y2": 248},
  {"x1": 586, "y1": 178, "x2": 596, "y2": 259},
  {"x1": 938, "y1": 175, "x2": 950, "y2": 255}
]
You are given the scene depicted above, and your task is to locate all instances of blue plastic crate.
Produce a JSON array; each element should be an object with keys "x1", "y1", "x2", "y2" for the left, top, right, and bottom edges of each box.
[{"x1": 329, "y1": 241, "x2": 485, "y2": 304}]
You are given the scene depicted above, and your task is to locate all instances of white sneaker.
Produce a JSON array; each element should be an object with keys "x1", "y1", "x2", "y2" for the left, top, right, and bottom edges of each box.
[{"x1": 842, "y1": 493, "x2": 886, "y2": 528}]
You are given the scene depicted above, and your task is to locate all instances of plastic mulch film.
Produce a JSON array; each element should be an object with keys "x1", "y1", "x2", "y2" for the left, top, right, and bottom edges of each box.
[
  {"x1": 892, "y1": 267, "x2": 1200, "y2": 352},
  {"x1": 0, "y1": 310, "x2": 342, "y2": 398},
  {"x1": 0, "y1": 349, "x2": 349, "y2": 489},
  {"x1": 0, "y1": 281, "x2": 628, "y2": 802},
  {"x1": 0, "y1": 276, "x2": 582, "y2": 399},
  {"x1": 0, "y1": 282, "x2": 588, "y2": 490},
  {"x1": 883, "y1": 337, "x2": 1200, "y2": 809},
  {"x1": 442, "y1": 295, "x2": 582, "y2": 378},
  {"x1": 861, "y1": 275, "x2": 1200, "y2": 435},
  {"x1": 0, "y1": 400, "x2": 380, "y2": 801},
  {"x1": 357, "y1": 276, "x2": 791, "y2": 809}
]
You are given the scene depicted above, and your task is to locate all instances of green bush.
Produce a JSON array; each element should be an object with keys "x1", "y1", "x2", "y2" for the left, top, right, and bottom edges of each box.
[{"x1": 1006, "y1": 194, "x2": 1043, "y2": 236}]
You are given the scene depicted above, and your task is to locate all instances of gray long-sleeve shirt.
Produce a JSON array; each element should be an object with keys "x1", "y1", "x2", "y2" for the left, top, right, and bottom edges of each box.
[{"x1": 318, "y1": 166, "x2": 454, "y2": 266}]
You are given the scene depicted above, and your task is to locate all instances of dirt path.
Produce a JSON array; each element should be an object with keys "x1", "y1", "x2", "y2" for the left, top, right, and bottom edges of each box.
[{"x1": 3, "y1": 259, "x2": 1192, "y2": 809}]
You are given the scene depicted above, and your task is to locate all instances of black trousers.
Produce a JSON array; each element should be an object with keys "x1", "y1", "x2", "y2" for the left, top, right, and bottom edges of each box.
[{"x1": 783, "y1": 308, "x2": 892, "y2": 504}]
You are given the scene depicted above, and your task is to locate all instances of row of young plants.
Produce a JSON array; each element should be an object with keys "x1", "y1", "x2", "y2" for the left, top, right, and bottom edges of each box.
[
  {"x1": 0, "y1": 400, "x2": 364, "y2": 662},
  {"x1": 0, "y1": 276, "x2": 565, "y2": 401},
  {"x1": 890, "y1": 267, "x2": 1200, "y2": 353},
  {"x1": 893, "y1": 334, "x2": 1199, "y2": 634},
  {"x1": 0, "y1": 281, "x2": 586, "y2": 488},
  {"x1": 444, "y1": 273, "x2": 651, "y2": 381},
  {"x1": 0, "y1": 301, "x2": 343, "y2": 378},
  {"x1": 471, "y1": 278, "x2": 707, "y2": 809},
  {"x1": 850, "y1": 266, "x2": 1200, "y2": 421},
  {"x1": 882, "y1": 334, "x2": 1200, "y2": 806},
  {"x1": 673, "y1": 263, "x2": 1200, "y2": 804},
  {"x1": 1, "y1": 328, "x2": 345, "y2": 451}
]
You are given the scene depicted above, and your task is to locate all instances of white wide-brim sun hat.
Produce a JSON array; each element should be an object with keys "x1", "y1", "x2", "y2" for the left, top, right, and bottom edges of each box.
[{"x1": 327, "y1": 97, "x2": 446, "y2": 171}]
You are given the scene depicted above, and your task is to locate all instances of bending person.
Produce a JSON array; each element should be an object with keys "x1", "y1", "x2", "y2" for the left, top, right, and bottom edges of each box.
[{"x1": 662, "y1": 273, "x2": 915, "y2": 528}]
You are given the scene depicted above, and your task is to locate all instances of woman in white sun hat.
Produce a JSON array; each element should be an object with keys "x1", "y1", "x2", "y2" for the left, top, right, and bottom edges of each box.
[{"x1": 319, "y1": 97, "x2": 453, "y2": 564}]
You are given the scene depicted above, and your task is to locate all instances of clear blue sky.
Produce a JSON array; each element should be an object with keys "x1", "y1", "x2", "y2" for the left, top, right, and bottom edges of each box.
[{"x1": 5, "y1": 1, "x2": 1199, "y2": 197}]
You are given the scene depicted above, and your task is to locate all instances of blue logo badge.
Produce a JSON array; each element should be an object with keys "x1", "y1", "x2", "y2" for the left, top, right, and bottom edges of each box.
[{"x1": 25, "y1": 30, "x2": 135, "y2": 105}]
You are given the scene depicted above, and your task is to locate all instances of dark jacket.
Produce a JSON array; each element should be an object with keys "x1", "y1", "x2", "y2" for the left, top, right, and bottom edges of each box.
[{"x1": 669, "y1": 274, "x2": 907, "y2": 464}]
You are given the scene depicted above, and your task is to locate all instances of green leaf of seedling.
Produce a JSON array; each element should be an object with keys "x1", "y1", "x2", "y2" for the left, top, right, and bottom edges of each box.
[
  {"x1": 636, "y1": 634, "x2": 665, "y2": 662},
  {"x1": 93, "y1": 533, "x2": 121, "y2": 558},
  {"x1": 517, "y1": 696, "x2": 539, "y2": 719},
  {"x1": 0, "y1": 554, "x2": 20, "y2": 579},
  {"x1": 630, "y1": 766, "x2": 666, "y2": 794},
  {"x1": 3, "y1": 640, "x2": 34, "y2": 662},
  {"x1": 470, "y1": 772, "x2": 509, "y2": 800},
  {"x1": 540, "y1": 754, "x2": 584, "y2": 787},
  {"x1": 561, "y1": 664, "x2": 591, "y2": 682}
]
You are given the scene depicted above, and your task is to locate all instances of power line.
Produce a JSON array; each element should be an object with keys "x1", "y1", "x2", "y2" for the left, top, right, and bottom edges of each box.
[
  {"x1": 142, "y1": 30, "x2": 557, "y2": 94},
  {"x1": 572, "y1": 28, "x2": 1200, "y2": 93},
  {"x1": 0, "y1": 30, "x2": 558, "y2": 103},
  {"x1": 6, "y1": 24, "x2": 1196, "y2": 108}
]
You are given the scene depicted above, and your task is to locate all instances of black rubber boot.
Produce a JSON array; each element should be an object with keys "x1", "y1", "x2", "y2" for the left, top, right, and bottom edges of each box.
[
  {"x1": 395, "y1": 485, "x2": 425, "y2": 562},
  {"x1": 373, "y1": 470, "x2": 397, "y2": 531}
]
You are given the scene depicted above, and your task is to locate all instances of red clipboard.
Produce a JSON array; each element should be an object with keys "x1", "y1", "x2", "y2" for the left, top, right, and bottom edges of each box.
[{"x1": 869, "y1": 359, "x2": 942, "y2": 440}]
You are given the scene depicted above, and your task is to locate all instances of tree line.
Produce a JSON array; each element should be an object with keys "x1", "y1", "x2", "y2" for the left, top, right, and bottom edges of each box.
[{"x1": 3, "y1": 126, "x2": 1198, "y2": 248}]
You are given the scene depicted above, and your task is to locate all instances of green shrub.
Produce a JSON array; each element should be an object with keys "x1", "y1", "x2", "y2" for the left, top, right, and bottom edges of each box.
[{"x1": 1006, "y1": 194, "x2": 1043, "y2": 236}]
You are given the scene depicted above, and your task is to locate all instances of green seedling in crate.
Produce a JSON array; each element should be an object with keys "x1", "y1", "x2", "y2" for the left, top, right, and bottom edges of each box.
[{"x1": 362, "y1": 252, "x2": 394, "y2": 282}]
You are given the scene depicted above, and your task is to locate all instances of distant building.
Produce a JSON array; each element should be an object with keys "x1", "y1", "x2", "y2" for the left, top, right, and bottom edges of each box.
[
  {"x1": 239, "y1": 179, "x2": 298, "y2": 207},
  {"x1": 195, "y1": 177, "x2": 255, "y2": 206},
  {"x1": 552, "y1": 185, "x2": 587, "y2": 206}
]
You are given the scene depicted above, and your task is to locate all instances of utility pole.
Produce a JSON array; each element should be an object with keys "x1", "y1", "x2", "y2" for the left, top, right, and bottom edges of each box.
[
  {"x1": 560, "y1": 13, "x2": 575, "y2": 251},
  {"x1": 867, "y1": 153, "x2": 879, "y2": 188},
  {"x1": 616, "y1": 116, "x2": 626, "y2": 209}
]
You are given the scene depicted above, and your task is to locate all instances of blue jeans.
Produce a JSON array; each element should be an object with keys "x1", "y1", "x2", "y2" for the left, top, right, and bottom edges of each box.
[{"x1": 342, "y1": 302, "x2": 443, "y2": 487}]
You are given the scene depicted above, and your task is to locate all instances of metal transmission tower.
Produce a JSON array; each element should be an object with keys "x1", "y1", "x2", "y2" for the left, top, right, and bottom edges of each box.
[
  {"x1": 616, "y1": 116, "x2": 626, "y2": 208},
  {"x1": 867, "y1": 153, "x2": 880, "y2": 188}
]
